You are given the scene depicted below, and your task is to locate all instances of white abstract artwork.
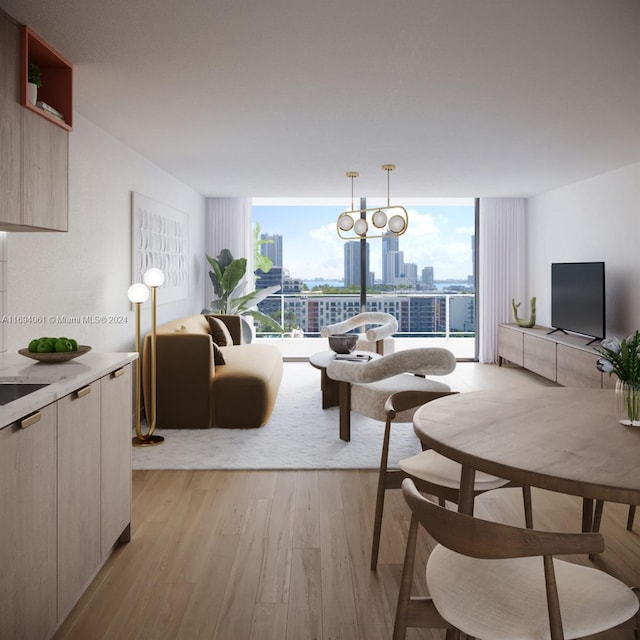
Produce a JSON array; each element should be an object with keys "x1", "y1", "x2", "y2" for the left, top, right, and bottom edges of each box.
[{"x1": 131, "y1": 192, "x2": 188, "y2": 305}]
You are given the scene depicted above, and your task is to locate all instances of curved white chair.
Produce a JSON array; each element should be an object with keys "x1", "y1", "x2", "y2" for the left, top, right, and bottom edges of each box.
[
  {"x1": 326, "y1": 347, "x2": 456, "y2": 441},
  {"x1": 394, "y1": 479, "x2": 640, "y2": 640},
  {"x1": 321, "y1": 312, "x2": 398, "y2": 354}
]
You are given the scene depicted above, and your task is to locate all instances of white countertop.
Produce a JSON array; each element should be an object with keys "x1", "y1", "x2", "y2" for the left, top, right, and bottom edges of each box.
[{"x1": 0, "y1": 350, "x2": 138, "y2": 428}]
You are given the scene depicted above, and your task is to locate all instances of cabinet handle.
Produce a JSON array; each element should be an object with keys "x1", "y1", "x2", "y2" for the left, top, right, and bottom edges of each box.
[
  {"x1": 76, "y1": 385, "x2": 92, "y2": 398},
  {"x1": 20, "y1": 411, "x2": 42, "y2": 429},
  {"x1": 112, "y1": 368, "x2": 125, "y2": 378}
]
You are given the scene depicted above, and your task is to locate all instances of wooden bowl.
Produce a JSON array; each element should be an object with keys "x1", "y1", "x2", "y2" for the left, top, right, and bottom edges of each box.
[{"x1": 18, "y1": 345, "x2": 92, "y2": 363}]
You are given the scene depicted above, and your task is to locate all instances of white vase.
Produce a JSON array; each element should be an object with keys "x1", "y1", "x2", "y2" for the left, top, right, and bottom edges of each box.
[
  {"x1": 27, "y1": 82, "x2": 37, "y2": 106},
  {"x1": 615, "y1": 379, "x2": 640, "y2": 426}
]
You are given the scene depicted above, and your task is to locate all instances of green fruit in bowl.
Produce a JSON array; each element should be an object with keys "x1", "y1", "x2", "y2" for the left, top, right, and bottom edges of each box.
[
  {"x1": 68, "y1": 339, "x2": 78, "y2": 351},
  {"x1": 36, "y1": 340, "x2": 54, "y2": 353},
  {"x1": 54, "y1": 339, "x2": 73, "y2": 353},
  {"x1": 28, "y1": 339, "x2": 40, "y2": 353}
]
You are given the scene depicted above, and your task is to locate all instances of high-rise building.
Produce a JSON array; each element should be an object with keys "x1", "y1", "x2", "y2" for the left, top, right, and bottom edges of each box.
[
  {"x1": 421, "y1": 266, "x2": 435, "y2": 288},
  {"x1": 260, "y1": 233, "x2": 283, "y2": 267},
  {"x1": 404, "y1": 262, "x2": 418, "y2": 284},
  {"x1": 381, "y1": 231, "x2": 399, "y2": 284},
  {"x1": 344, "y1": 241, "x2": 370, "y2": 287},
  {"x1": 386, "y1": 250, "x2": 405, "y2": 285}
]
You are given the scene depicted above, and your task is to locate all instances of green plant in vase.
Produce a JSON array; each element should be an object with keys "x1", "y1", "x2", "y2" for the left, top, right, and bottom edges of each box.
[{"x1": 596, "y1": 331, "x2": 640, "y2": 426}]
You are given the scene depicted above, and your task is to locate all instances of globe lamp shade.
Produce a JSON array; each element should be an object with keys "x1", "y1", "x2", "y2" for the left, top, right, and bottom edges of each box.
[
  {"x1": 143, "y1": 268, "x2": 165, "y2": 288},
  {"x1": 338, "y1": 214, "x2": 354, "y2": 231},
  {"x1": 372, "y1": 209, "x2": 388, "y2": 228},
  {"x1": 128, "y1": 282, "x2": 149, "y2": 304},
  {"x1": 388, "y1": 215, "x2": 407, "y2": 234}
]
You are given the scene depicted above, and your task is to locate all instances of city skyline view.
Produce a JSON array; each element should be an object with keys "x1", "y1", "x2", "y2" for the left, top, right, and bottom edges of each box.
[{"x1": 252, "y1": 198, "x2": 475, "y2": 283}]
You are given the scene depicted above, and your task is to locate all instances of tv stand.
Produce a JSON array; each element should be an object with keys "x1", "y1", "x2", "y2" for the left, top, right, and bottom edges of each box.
[
  {"x1": 546, "y1": 327, "x2": 567, "y2": 336},
  {"x1": 498, "y1": 324, "x2": 613, "y2": 389}
]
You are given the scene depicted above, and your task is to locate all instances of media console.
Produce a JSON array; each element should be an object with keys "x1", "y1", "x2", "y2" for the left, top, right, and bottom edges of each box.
[{"x1": 498, "y1": 323, "x2": 615, "y2": 389}]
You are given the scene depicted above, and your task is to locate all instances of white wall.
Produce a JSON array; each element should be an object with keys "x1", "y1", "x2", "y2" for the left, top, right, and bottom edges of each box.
[
  {"x1": 527, "y1": 162, "x2": 640, "y2": 338},
  {"x1": 4, "y1": 112, "x2": 205, "y2": 353}
]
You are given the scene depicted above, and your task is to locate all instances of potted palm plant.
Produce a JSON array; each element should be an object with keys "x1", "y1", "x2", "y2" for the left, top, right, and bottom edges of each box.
[{"x1": 203, "y1": 248, "x2": 283, "y2": 340}]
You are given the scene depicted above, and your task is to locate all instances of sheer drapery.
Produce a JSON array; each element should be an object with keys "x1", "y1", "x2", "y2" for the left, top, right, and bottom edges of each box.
[
  {"x1": 204, "y1": 197, "x2": 253, "y2": 302},
  {"x1": 478, "y1": 198, "x2": 527, "y2": 363}
]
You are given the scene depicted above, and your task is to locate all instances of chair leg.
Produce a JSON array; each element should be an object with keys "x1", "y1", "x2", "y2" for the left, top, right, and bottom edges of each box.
[
  {"x1": 522, "y1": 485, "x2": 533, "y2": 529},
  {"x1": 371, "y1": 418, "x2": 393, "y2": 570},
  {"x1": 393, "y1": 514, "x2": 419, "y2": 640},
  {"x1": 593, "y1": 500, "x2": 604, "y2": 532},
  {"x1": 628, "y1": 505, "x2": 636, "y2": 531}
]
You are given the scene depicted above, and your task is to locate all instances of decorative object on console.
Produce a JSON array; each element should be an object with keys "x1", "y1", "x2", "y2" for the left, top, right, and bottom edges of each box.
[
  {"x1": 336, "y1": 165, "x2": 408, "y2": 240},
  {"x1": 511, "y1": 296, "x2": 536, "y2": 328},
  {"x1": 328, "y1": 333, "x2": 359, "y2": 354},
  {"x1": 19, "y1": 344, "x2": 91, "y2": 363},
  {"x1": 596, "y1": 331, "x2": 640, "y2": 426}
]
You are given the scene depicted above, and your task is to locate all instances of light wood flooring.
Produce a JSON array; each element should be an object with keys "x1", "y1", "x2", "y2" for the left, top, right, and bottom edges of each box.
[{"x1": 53, "y1": 365, "x2": 640, "y2": 639}]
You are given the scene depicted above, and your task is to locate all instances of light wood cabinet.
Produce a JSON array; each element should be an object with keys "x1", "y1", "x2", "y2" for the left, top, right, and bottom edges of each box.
[
  {"x1": 0, "y1": 10, "x2": 22, "y2": 227},
  {"x1": 101, "y1": 366, "x2": 133, "y2": 559},
  {"x1": 22, "y1": 108, "x2": 69, "y2": 230},
  {"x1": 57, "y1": 380, "x2": 102, "y2": 621},
  {"x1": 497, "y1": 324, "x2": 524, "y2": 366},
  {"x1": 498, "y1": 323, "x2": 605, "y2": 388},
  {"x1": 0, "y1": 404, "x2": 57, "y2": 640},
  {"x1": 556, "y1": 344, "x2": 603, "y2": 388},
  {"x1": 523, "y1": 333, "x2": 557, "y2": 381},
  {"x1": 0, "y1": 9, "x2": 69, "y2": 232}
]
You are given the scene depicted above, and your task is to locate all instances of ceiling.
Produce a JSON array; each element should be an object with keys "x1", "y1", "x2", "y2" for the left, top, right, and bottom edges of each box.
[{"x1": 2, "y1": 0, "x2": 639, "y2": 199}]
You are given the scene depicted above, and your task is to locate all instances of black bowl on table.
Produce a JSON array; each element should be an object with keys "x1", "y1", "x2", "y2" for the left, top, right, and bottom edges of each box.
[{"x1": 328, "y1": 333, "x2": 359, "y2": 354}]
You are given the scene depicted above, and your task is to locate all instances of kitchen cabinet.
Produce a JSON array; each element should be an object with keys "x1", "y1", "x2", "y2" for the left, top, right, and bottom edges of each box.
[
  {"x1": 57, "y1": 380, "x2": 102, "y2": 621},
  {"x1": 101, "y1": 366, "x2": 133, "y2": 559},
  {"x1": 0, "y1": 404, "x2": 57, "y2": 640},
  {"x1": 0, "y1": 9, "x2": 70, "y2": 231},
  {"x1": 0, "y1": 10, "x2": 22, "y2": 227},
  {"x1": 0, "y1": 358, "x2": 133, "y2": 640}
]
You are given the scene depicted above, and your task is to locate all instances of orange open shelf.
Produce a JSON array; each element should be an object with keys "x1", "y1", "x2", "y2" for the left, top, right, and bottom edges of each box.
[{"x1": 21, "y1": 25, "x2": 73, "y2": 131}]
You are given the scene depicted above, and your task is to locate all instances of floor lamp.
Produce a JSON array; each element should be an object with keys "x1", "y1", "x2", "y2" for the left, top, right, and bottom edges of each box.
[{"x1": 129, "y1": 267, "x2": 165, "y2": 447}]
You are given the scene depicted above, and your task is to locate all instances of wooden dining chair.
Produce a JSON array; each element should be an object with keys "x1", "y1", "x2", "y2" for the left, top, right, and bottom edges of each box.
[
  {"x1": 370, "y1": 389, "x2": 533, "y2": 570},
  {"x1": 394, "y1": 478, "x2": 640, "y2": 640}
]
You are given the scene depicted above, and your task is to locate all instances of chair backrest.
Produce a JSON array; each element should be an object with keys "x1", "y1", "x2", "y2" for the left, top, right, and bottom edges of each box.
[
  {"x1": 401, "y1": 478, "x2": 604, "y2": 559},
  {"x1": 320, "y1": 312, "x2": 398, "y2": 341}
]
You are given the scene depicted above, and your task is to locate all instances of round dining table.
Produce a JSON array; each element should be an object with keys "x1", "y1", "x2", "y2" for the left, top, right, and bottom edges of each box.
[{"x1": 412, "y1": 387, "x2": 640, "y2": 520}]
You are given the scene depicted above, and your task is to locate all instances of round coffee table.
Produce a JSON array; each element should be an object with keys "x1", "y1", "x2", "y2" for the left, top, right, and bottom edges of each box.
[{"x1": 309, "y1": 350, "x2": 379, "y2": 409}]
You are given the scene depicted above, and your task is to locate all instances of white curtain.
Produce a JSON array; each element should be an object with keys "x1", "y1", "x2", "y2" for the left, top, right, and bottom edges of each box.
[
  {"x1": 478, "y1": 198, "x2": 527, "y2": 363},
  {"x1": 204, "y1": 197, "x2": 253, "y2": 303}
]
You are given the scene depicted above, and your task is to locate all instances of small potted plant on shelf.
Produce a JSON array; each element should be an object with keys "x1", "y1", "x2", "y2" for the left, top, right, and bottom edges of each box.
[{"x1": 27, "y1": 62, "x2": 42, "y2": 106}]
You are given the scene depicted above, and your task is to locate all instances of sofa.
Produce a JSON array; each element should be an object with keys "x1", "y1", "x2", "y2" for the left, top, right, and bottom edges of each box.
[{"x1": 142, "y1": 314, "x2": 283, "y2": 428}]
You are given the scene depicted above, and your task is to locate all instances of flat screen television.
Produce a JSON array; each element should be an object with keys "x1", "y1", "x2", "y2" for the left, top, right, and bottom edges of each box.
[{"x1": 550, "y1": 261, "x2": 605, "y2": 343}]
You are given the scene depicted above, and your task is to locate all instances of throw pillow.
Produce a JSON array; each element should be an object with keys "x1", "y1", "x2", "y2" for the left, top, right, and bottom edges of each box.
[
  {"x1": 212, "y1": 340, "x2": 226, "y2": 365},
  {"x1": 206, "y1": 315, "x2": 234, "y2": 346}
]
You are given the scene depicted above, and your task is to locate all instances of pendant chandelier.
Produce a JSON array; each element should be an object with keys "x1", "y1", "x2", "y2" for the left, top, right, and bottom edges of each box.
[{"x1": 336, "y1": 164, "x2": 408, "y2": 240}]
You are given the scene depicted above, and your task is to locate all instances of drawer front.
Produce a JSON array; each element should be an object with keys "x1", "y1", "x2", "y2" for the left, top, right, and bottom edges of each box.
[
  {"x1": 556, "y1": 344, "x2": 603, "y2": 388},
  {"x1": 524, "y1": 334, "x2": 557, "y2": 381},
  {"x1": 498, "y1": 325, "x2": 524, "y2": 366}
]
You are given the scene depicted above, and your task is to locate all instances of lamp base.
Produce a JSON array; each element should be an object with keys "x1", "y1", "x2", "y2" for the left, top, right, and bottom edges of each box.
[{"x1": 132, "y1": 435, "x2": 165, "y2": 447}]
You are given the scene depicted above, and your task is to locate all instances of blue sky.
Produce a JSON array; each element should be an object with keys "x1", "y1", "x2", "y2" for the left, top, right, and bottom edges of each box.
[{"x1": 252, "y1": 198, "x2": 475, "y2": 281}]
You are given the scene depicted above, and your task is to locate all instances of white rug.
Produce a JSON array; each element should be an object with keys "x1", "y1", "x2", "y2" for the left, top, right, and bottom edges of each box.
[{"x1": 132, "y1": 362, "x2": 423, "y2": 470}]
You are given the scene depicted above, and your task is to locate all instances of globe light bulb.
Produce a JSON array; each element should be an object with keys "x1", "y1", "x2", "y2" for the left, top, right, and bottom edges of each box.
[
  {"x1": 353, "y1": 218, "x2": 368, "y2": 237},
  {"x1": 388, "y1": 215, "x2": 406, "y2": 234},
  {"x1": 338, "y1": 214, "x2": 354, "y2": 231},
  {"x1": 143, "y1": 267, "x2": 165, "y2": 287},
  {"x1": 127, "y1": 282, "x2": 149, "y2": 303},
  {"x1": 372, "y1": 209, "x2": 387, "y2": 228}
]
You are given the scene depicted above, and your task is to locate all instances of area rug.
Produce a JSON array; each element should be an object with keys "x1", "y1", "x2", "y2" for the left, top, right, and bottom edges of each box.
[{"x1": 132, "y1": 362, "x2": 423, "y2": 470}]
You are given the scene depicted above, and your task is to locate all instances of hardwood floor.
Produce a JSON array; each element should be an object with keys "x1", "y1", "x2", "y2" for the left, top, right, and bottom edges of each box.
[
  {"x1": 53, "y1": 470, "x2": 640, "y2": 640},
  {"x1": 53, "y1": 365, "x2": 640, "y2": 639}
]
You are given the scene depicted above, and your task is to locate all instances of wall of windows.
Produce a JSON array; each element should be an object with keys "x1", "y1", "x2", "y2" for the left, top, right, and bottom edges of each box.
[{"x1": 251, "y1": 198, "x2": 476, "y2": 352}]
